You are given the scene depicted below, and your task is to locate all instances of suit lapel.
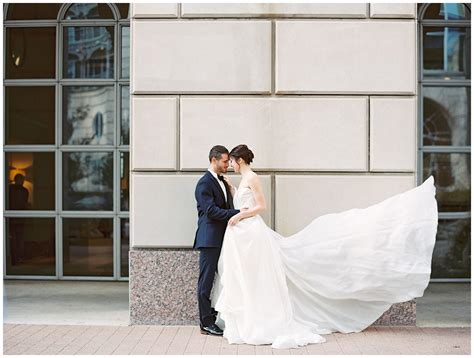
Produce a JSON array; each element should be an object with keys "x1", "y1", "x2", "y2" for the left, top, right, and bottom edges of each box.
[{"x1": 206, "y1": 171, "x2": 226, "y2": 204}]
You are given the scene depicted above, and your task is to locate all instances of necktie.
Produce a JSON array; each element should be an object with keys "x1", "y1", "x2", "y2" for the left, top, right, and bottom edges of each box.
[{"x1": 218, "y1": 175, "x2": 224, "y2": 182}]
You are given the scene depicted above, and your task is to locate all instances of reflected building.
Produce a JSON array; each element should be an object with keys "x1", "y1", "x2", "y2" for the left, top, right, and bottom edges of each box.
[{"x1": 63, "y1": 86, "x2": 115, "y2": 146}]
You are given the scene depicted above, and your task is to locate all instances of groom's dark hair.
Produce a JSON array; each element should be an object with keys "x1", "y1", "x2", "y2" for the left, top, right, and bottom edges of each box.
[{"x1": 209, "y1": 145, "x2": 229, "y2": 162}]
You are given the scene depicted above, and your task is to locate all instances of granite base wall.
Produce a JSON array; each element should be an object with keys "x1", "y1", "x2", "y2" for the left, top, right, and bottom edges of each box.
[{"x1": 129, "y1": 249, "x2": 416, "y2": 326}]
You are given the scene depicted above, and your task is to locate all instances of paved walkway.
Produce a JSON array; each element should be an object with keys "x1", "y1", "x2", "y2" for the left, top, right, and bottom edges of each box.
[
  {"x1": 3, "y1": 324, "x2": 470, "y2": 355},
  {"x1": 4, "y1": 282, "x2": 471, "y2": 327}
]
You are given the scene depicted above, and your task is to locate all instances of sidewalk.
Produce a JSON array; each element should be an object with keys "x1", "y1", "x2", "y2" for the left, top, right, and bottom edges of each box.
[
  {"x1": 3, "y1": 281, "x2": 471, "y2": 355},
  {"x1": 3, "y1": 324, "x2": 470, "y2": 355}
]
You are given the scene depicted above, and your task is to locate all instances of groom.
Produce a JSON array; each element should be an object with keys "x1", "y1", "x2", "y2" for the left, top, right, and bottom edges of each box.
[{"x1": 194, "y1": 145, "x2": 243, "y2": 336}]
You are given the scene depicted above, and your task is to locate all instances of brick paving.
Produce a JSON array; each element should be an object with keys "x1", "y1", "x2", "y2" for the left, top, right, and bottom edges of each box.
[{"x1": 3, "y1": 324, "x2": 470, "y2": 355}]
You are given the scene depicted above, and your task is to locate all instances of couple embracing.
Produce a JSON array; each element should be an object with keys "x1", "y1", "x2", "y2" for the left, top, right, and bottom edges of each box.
[{"x1": 193, "y1": 144, "x2": 439, "y2": 349}]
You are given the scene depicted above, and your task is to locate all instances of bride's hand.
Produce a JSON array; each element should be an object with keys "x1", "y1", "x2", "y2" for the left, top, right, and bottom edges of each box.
[
  {"x1": 228, "y1": 213, "x2": 242, "y2": 226},
  {"x1": 223, "y1": 175, "x2": 233, "y2": 187}
]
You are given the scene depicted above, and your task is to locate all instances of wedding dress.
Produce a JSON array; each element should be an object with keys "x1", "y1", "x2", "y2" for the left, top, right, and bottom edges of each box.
[{"x1": 211, "y1": 175, "x2": 438, "y2": 349}]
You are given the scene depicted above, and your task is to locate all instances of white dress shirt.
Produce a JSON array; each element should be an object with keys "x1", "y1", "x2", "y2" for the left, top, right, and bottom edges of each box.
[{"x1": 208, "y1": 168, "x2": 227, "y2": 201}]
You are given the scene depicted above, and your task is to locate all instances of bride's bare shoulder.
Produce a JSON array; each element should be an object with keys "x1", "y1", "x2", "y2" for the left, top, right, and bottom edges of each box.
[{"x1": 247, "y1": 171, "x2": 260, "y2": 184}]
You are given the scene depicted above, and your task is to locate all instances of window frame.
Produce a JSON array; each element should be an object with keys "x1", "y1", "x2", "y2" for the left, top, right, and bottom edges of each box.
[
  {"x1": 417, "y1": 3, "x2": 471, "y2": 282},
  {"x1": 3, "y1": 3, "x2": 130, "y2": 281}
]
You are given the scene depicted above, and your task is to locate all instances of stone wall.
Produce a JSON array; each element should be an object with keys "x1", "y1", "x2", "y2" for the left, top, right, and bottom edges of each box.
[{"x1": 129, "y1": 3, "x2": 419, "y2": 326}]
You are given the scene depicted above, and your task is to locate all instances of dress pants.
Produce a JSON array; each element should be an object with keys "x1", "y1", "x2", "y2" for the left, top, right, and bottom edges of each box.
[{"x1": 197, "y1": 247, "x2": 221, "y2": 327}]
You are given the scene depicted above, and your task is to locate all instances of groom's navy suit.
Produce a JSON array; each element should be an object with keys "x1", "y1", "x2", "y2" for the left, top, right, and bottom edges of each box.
[{"x1": 194, "y1": 170, "x2": 239, "y2": 327}]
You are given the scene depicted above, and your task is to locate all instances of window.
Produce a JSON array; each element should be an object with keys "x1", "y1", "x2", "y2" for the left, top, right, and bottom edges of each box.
[
  {"x1": 4, "y1": 3, "x2": 130, "y2": 280},
  {"x1": 5, "y1": 86, "x2": 56, "y2": 145},
  {"x1": 418, "y1": 3, "x2": 471, "y2": 280},
  {"x1": 64, "y1": 3, "x2": 114, "y2": 20},
  {"x1": 6, "y1": 27, "x2": 56, "y2": 79},
  {"x1": 6, "y1": 3, "x2": 62, "y2": 20},
  {"x1": 63, "y1": 26, "x2": 114, "y2": 79},
  {"x1": 5, "y1": 152, "x2": 56, "y2": 211},
  {"x1": 6, "y1": 218, "x2": 56, "y2": 276}
]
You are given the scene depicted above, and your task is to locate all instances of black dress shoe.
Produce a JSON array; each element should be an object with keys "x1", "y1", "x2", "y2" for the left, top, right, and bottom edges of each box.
[{"x1": 200, "y1": 323, "x2": 223, "y2": 336}]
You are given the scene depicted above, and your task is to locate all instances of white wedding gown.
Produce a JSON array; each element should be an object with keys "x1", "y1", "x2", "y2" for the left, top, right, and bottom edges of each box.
[{"x1": 211, "y1": 175, "x2": 438, "y2": 349}]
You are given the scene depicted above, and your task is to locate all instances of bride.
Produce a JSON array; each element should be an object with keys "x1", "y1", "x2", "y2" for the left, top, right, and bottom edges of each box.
[{"x1": 211, "y1": 144, "x2": 438, "y2": 349}]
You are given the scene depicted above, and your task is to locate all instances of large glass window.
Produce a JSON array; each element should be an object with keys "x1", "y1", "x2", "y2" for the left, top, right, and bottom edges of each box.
[
  {"x1": 423, "y1": 153, "x2": 471, "y2": 212},
  {"x1": 63, "y1": 26, "x2": 114, "y2": 79},
  {"x1": 423, "y1": 27, "x2": 471, "y2": 79},
  {"x1": 120, "y1": 152, "x2": 129, "y2": 211},
  {"x1": 62, "y1": 152, "x2": 114, "y2": 211},
  {"x1": 120, "y1": 218, "x2": 129, "y2": 277},
  {"x1": 115, "y1": 3, "x2": 130, "y2": 19},
  {"x1": 6, "y1": 218, "x2": 56, "y2": 276},
  {"x1": 5, "y1": 86, "x2": 56, "y2": 145},
  {"x1": 423, "y1": 87, "x2": 471, "y2": 146},
  {"x1": 5, "y1": 152, "x2": 56, "y2": 211},
  {"x1": 64, "y1": 3, "x2": 114, "y2": 20},
  {"x1": 63, "y1": 218, "x2": 114, "y2": 276},
  {"x1": 6, "y1": 27, "x2": 56, "y2": 79},
  {"x1": 121, "y1": 27, "x2": 130, "y2": 79},
  {"x1": 418, "y1": 3, "x2": 471, "y2": 280},
  {"x1": 424, "y1": 3, "x2": 471, "y2": 21},
  {"x1": 120, "y1": 86, "x2": 130, "y2": 145},
  {"x1": 6, "y1": 3, "x2": 62, "y2": 20},
  {"x1": 62, "y1": 86, "x2": 115, "y2": 145},
  {"x1": 4, "y1": 3, "x2": 130, "y2": 280},
  {"x1": 432, "y1": 219, "x2": 471, "y2": 278}
]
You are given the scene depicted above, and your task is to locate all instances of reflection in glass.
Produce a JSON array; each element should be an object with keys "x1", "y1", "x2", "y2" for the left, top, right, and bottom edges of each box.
[
  {"x1": 423, "y1": 87, "x2": 471, "y2": 146},
  {"x1": 63, "y1": 218, "x2": 113, "y2": 276},
  {"x1": 116, "y1": 4, "x2": 130, "y2": 19},
  {"x1": 63, "y1": 152, "x2": 113, "y2": 211},
  {"x1": 6, "y1": 152, "x2": 55, "y2": 211},
  {"x1": 63, "y1": 27, "x2": 114, "y2": 79},
  {"x1": 121, "y1": 27, "x2": 130, "y2": 78},
  {"x1": 63, "y1": 86, "x2": 114, "y2": 145},
  {"x1": 120, "y1": 152, "x2": 129, "y2": 211},
  {"x1": 432, "y1": 219, "x2": 470, "y2": 278},
  {"x1": 7, "y1": 3, "x2": 61, "y2": 20},
  {"x1": 423, "y1": 27, "x2": 471, "y2": 80},
  {"x1": 121, "y1": 86, "x2": 130, "y2": 145},
  {"x1": 6, "y1": 86, "x2": 55, "y2": 145},
  {"x1": 423, "y1": 153, "x2": 470, "y2": 212},
  {"x1": 6, "y1": 218, "x2": 56, "y2": 276},
  {"x1": 6, "y1": 27, "x2": 56, "y2": 79},
  {"x1": 64, "y1": 3, "x2": 114, "y2": 20},
  {"x1": 121, "y1": 218, "x2": 129, "y2": 277},
  {"x1": 423, "y1": 3, "x2": 471, "y2": 20}
]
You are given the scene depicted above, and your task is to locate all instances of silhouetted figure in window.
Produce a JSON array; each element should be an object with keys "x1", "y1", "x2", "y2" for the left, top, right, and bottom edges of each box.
[
  {"x1": 9, "y1": 174, "x2": 29, "y2": 210},
  {"x1": 8, "y1": 174, "x2": 29, "y2": 266}
]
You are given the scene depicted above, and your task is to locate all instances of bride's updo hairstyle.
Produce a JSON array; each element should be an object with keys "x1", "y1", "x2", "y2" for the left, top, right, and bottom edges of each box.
[{"x1": 229, "y1": 144, "x2": 254, "y2": 165}]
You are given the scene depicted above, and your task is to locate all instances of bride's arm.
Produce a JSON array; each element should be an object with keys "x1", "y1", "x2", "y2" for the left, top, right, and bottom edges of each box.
[{"x1": 228, "y1": 174, "x2": 266, "y2": 226}]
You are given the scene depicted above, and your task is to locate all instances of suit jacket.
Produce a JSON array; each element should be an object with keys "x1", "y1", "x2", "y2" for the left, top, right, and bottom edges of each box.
[{"x1": 194, "y1": 171, "x2": 240, "y2": 249}]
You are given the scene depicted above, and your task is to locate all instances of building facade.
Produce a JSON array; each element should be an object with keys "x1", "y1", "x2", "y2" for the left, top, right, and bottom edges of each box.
[
  {"x1": 127, "y1": 2, "x2": 471, "y2": 324},
  {"x1": 3, "y1": 2, "x2": 471, "y2": 324}
]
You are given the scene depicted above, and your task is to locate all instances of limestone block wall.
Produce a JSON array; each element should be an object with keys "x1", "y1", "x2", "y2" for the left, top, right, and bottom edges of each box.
[{"x1": 129, "y1": 3, "x2": 419, "y2": 325}]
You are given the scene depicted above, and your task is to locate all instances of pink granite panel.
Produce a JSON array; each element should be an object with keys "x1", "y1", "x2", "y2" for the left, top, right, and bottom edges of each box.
[{"x1": 129, "y1": 249, "x2": 416, "y2": 326}]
